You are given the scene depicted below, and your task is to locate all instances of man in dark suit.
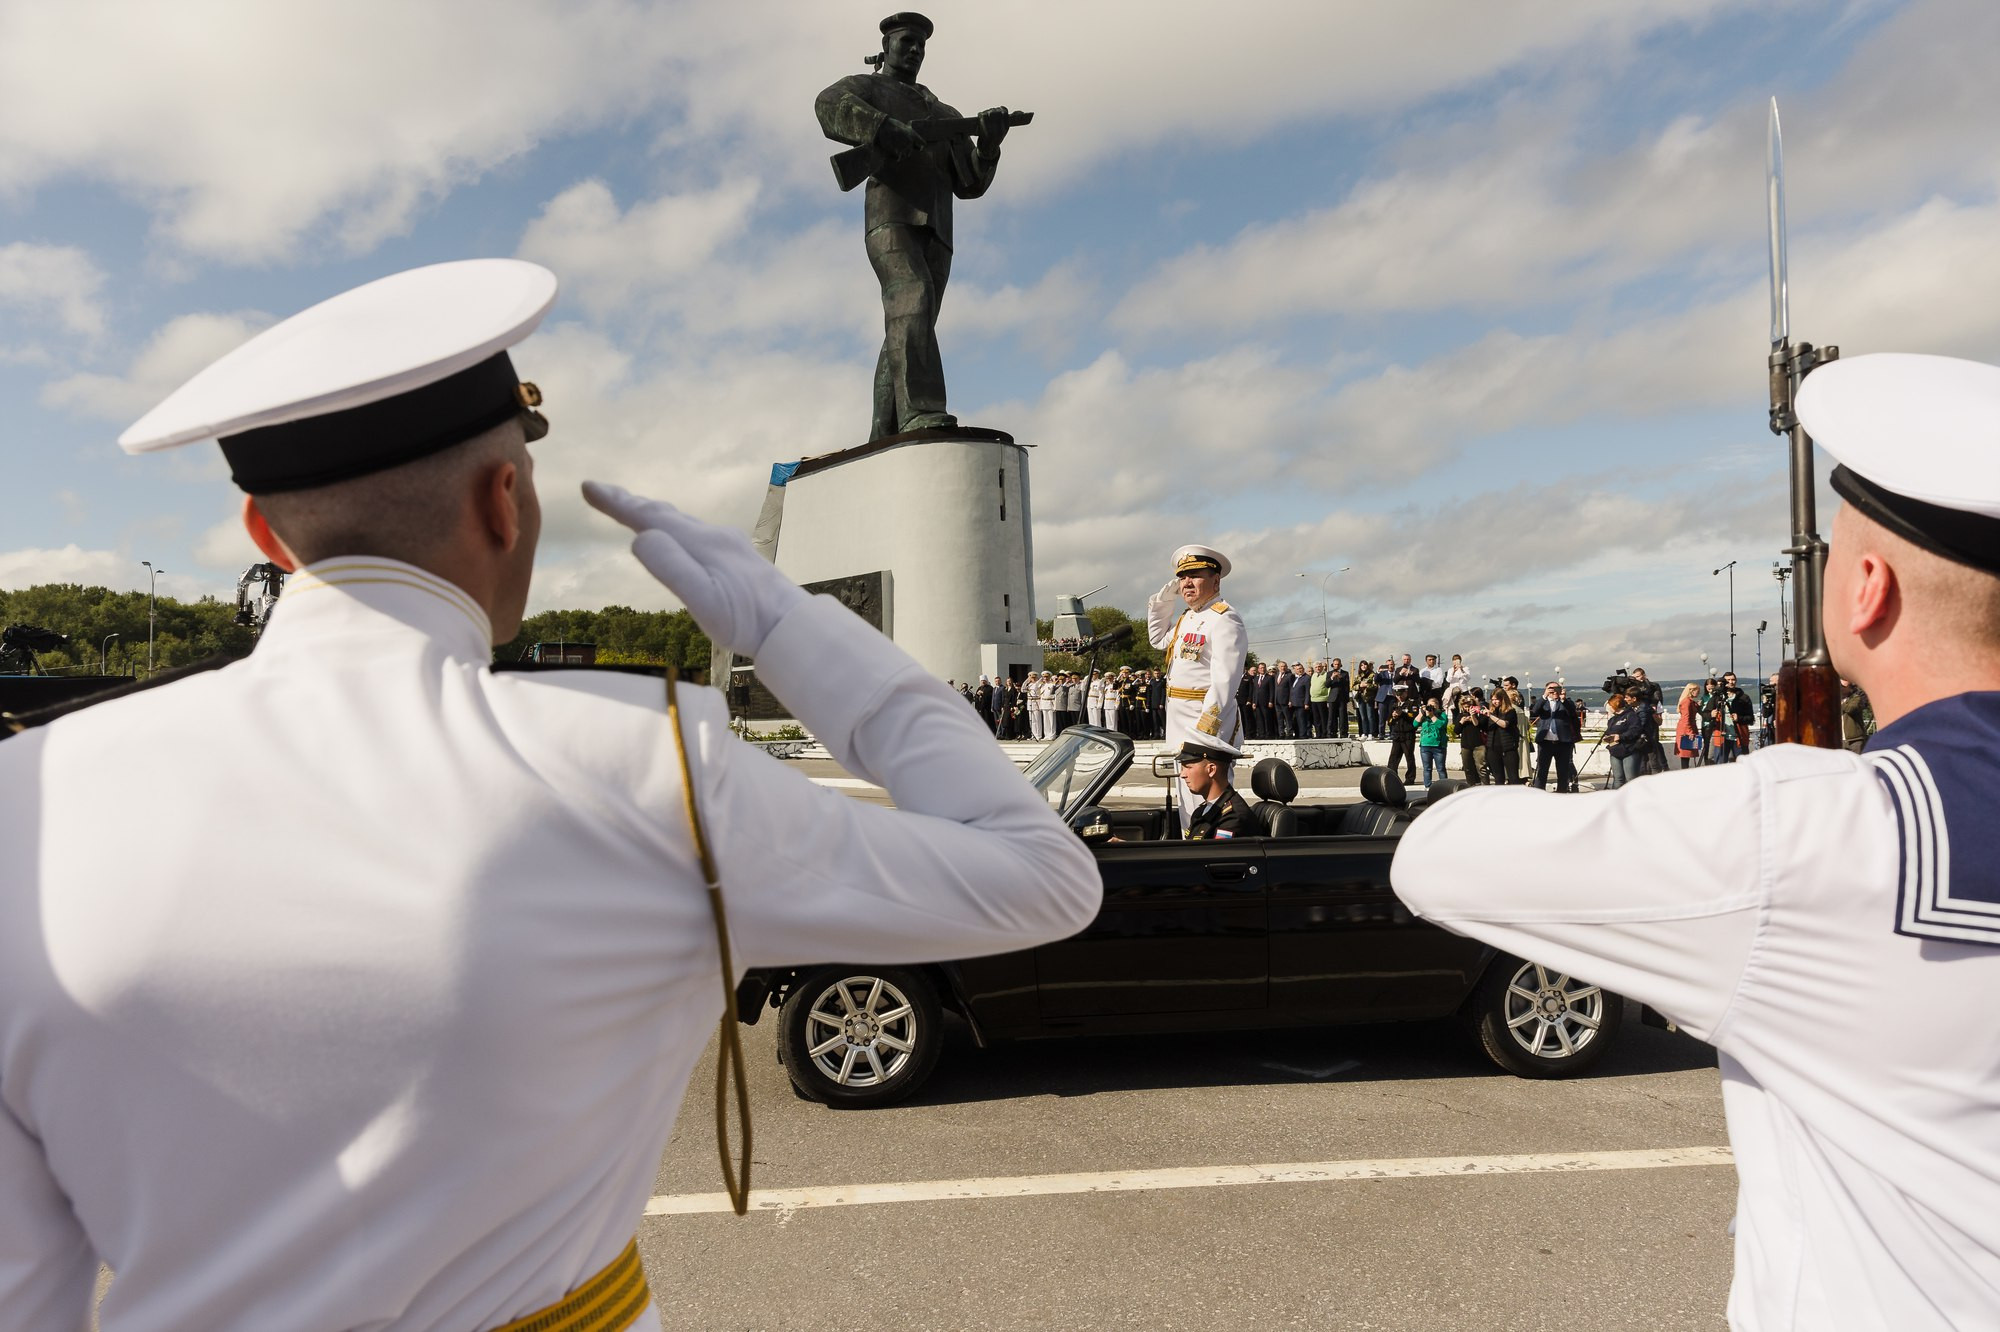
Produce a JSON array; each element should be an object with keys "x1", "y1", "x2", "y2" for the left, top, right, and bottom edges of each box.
[
  {"x1": 1236, "y1": 670, "x2": 1254, "y2": 740},
  {"x1": 1326, "y1": 658, "x2": 1351, "y2": 737},
  {"x1": 1248, "y1": 664, "x2": 1272, "y2": 740},
  {"x1": 1288, "y1": 666, "x2": 1311, "y2": 740},
  {"x1": 1529, "y1": 680, "x2": 1582, "y2": 792},
  {"x1": 1273, "y1": 662, "x2": 1295, "y2": 738}
]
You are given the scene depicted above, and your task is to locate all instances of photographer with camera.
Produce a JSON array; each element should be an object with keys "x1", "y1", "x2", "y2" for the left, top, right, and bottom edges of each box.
[
  {"x1": 1416, "y1": 696, "x2": 1450, "y2": 785},
  {"x1": 1384, "y1": 693, "x2": 1418, "y2": 784},
  {"x1": 1454, "y1": 688, "x2": 1491, "y2": 785},
  {"x1": 1603, "y1": 689, "x2": 1649, "y2": 789},
  {"x1": 1486, "y1": 684, "x2": 1523, "y2": 784},
  {"x1": 1704, "y1": 672, "x2": 1754, "y2": 764},
  {"x1": 1529, "y1": 679, "x2": 1581, "y2": 792}
]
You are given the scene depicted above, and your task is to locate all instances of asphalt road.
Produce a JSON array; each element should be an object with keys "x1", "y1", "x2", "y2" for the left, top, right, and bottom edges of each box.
[
  {"x1": 642, "y1": 1013, "x2": 1731, "y2": 1330},
  {"x1": 628, "y1": 755, "x2": 1737, "y2": 1330}
]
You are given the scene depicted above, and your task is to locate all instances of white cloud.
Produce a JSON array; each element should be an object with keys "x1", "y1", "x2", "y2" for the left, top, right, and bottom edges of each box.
[
  {"x1": 0, "y1": 0, "x2": 688, "y2": 261},
  {"x1": 518, "y1": 178, "x2": 762, "y2": 318},
  {"x1": 1113, "y1": 0, "x2": 2000, "y2": 332},
  {"x1": 0, "y1": 544, "x2": 207, "y2": 599},
  {"x1": 40, "y1": 311, "x2": 267, "y2": 423},
  {"x1": 193, "y1": 514, "x2": 259, "y2": 573},
  {"x1": 661, "y1": 0, "x2": 1748, "y2": 201},
  {"x1": 0, "y1": 0, "x2": 1758, "y2": 265},
  {"x1": 0, "y1": 242, "x2": 107, "y2": 336}
]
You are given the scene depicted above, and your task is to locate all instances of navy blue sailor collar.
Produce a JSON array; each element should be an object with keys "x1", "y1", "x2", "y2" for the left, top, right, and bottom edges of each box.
[{"x1": 1865, "y1": 691, "x2": 2000, "y2": 946}]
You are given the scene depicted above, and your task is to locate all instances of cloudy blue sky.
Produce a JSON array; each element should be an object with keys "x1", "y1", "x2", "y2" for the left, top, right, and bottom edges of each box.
[{"x1": 2, "y1": 0, "x2": 1992, "y2": 678}]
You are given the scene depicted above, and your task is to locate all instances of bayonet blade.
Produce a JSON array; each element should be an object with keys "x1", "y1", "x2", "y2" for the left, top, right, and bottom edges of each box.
[{"x1": 1767, "y1": 97, "x2": 1789, "y2": 348}]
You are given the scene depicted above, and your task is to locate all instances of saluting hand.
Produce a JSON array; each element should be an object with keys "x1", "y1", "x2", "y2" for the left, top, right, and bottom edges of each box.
[{"x1": 583, "y1": 481, "x2": 808, "y2": 658}]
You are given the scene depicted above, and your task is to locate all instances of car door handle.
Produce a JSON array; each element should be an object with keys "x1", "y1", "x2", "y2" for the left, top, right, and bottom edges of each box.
[{"x1": 1205, "y1": 863, "x2": 1258, "y2": 882}]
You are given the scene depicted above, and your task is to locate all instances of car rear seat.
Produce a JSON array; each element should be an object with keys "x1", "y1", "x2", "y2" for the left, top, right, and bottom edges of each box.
[
  {"x1": 1331, "y1": 766, "x2": 1413, "y2": 836},
  {"x1": 1248, "y1": 757, "x2": 1299, "y2": 837}
]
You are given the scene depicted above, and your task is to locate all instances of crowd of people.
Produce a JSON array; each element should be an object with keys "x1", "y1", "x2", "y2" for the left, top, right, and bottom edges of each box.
[
  {"x1": 954, "y1": 669, "x2": 1167, "y2": 741},
  {"x1": 955, "y1": 652, "x2": 1876, "y2": 797}
]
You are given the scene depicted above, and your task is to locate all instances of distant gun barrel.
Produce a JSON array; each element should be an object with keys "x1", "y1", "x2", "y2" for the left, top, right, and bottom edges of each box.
[{"x1": 830, "y1": 110, "x2": 1034, "y2": 192}]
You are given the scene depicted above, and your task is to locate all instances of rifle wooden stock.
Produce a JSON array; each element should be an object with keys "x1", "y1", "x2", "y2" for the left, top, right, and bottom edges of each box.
[
  {"x1": 829, "y1": 110, "x2": 1034, "y2": 192},
  {"x1": 1773, "y1": 658, "x2": 1842, "y2": 748}
]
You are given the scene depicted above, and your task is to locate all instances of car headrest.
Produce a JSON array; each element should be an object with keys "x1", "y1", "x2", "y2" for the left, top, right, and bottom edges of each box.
[
  {"x1": 1251, "y1": 757, "x2": 1298, "y2": 805},
  {"x1": 1359, "y1": 765, "x2": 1408, "y2": 809},
  {"x1": 1422, "y1": 778, "x2": 1467, "y2": 805}
]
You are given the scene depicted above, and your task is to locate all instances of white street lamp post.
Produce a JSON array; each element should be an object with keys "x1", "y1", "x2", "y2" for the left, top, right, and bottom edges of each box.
[
  {"x1": 101, "y1": 633, "x2": 119, "y2": 674},
  {"x1": 1294, "y1": 566, "x2": 1351, "y2": 661},
  {"x1": 141, "y1": 561, "x2": 165, "y2": 674}
]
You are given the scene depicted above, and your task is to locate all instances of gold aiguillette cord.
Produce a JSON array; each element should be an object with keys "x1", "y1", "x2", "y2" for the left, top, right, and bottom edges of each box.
[{"x1": 665, "y1": 667, "x2": 752, "y2": 1215}]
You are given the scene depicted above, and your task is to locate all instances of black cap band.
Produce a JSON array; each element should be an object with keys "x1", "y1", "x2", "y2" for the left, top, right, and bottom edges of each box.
[
  {"x1": 220, "y1": 351, "x2": 545, "y2": 495},
  {"x1": 1830, "y1": 465, "x2": 2000, "y2": 577}
]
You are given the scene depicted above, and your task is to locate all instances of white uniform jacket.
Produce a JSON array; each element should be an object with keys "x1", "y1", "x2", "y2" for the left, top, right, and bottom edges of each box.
[
  {"x1": 1146, "y1": 591, "x2": 1247, "y2": 748},
  {"x1": 0, "y1": 557, "x2": 1102, "y2": 1332},
  {"x1": 1393, "y1": 727, "x2": 2000, "y2": 1331}
]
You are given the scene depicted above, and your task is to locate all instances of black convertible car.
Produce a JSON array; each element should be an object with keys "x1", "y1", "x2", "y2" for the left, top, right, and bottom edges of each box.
[{"x1": 739, "y1": 726, "x2": 1627, "y2": 1107}]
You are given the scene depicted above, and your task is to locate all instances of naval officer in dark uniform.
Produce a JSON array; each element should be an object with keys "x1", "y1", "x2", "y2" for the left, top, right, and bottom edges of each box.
[
  {"x1": 816, "y1": 12, "x2": 1012, "y2": 439},
  {"x1": 1178, "y1": 739, "x2": 1254, "y2": 841}
]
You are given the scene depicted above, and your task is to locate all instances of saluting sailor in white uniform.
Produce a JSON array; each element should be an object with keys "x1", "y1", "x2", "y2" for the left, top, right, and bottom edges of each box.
[
  {"x1": 0, "y1": 260, "x2": 1102, "y2": 1332},
  {"x1": 1147, "y1": 544, "x2": 1248, "y2": 825},
  {"x1": 1393, "y1": 353, "x2": 2000, "y2": 1331}
]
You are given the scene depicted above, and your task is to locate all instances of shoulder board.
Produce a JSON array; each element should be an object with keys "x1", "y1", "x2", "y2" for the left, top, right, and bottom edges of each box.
[{"x1": 1211, "y1": 601, "x2": 1231, "y2": 613}]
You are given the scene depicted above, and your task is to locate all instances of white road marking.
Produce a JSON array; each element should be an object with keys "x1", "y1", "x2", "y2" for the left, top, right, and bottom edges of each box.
[{"x1": 644, "y1": 1144, "x2": 1734, "y2": 1219}]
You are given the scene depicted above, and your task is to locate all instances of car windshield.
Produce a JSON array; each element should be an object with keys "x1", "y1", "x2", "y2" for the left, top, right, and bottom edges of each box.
[{"x1": 1020, "y1": 728, "x2": 1125, "y2": 819}]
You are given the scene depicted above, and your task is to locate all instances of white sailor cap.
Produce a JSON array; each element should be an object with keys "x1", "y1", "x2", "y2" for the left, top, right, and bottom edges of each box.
[
  {"x1": 1172, "y1": 543, "x2": 1231, "y2": 578},
  {"x1": 119, "y1": 258, "x2": 558, "y2": 495},
  {"x1": 1798, "y1": 352, "x2": 2000, "y2": 576}
]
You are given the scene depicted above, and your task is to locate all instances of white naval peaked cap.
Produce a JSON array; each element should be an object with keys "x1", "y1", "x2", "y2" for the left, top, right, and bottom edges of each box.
[
  {"x1": 1797, "y1": 352, "x2": 2000, "y2": 576},
  {"x1": 1172, "y1": 543, "x2": 1231, "y2": 579},
  {"x1": 120, "y1": 258, "x2": 559, "y2": 494}
]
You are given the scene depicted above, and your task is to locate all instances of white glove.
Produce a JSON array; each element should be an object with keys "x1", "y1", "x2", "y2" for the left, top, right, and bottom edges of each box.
[
  {"x1": 583, "y1": 481, "x2": 808, "y2": 658},
  {"x1": 1151, "y1": 578, "x2": 1179, "y2": 606}
]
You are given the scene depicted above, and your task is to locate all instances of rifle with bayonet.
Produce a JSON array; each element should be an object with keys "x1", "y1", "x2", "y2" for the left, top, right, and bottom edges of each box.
[
  {"x1": 829, "y1": 111, "x2": 1034, "y2": 193},
  {"x1": 1765, "y1": 97, "x2": 1843, "y2": 748}
]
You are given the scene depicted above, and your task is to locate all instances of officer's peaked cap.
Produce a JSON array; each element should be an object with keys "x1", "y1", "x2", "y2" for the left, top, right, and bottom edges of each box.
[
  {"x1": 1172, "y1": 543, "x2": 1231, "y2": 578},
  {"x1": 1176, "y1": 738, "x2": 1241, "y2": 764}
]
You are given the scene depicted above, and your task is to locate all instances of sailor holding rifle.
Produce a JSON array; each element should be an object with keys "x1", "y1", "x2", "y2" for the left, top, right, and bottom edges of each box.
[
  {"x1": 0, "y1": 259, "x2": 1101, "y2": 1330},
  {"x1": 1394, "y1": 352, "x2": 2000, "y2": 1329}
]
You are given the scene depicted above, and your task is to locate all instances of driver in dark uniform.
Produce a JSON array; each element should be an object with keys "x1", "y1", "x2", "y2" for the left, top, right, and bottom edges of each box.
[{"x1": 1179, "y1": 739, "x2": 1254, "y2": 840}]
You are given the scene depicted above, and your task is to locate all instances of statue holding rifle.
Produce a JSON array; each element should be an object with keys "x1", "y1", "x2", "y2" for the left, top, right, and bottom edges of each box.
[{"x1": 816, "y1": 12, "x2": 1031, "y2": 440}]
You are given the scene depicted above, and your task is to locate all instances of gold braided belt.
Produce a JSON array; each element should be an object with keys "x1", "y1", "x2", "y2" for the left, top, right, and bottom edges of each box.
[
  {"x1": 489, "y1": 1238, "x2": 648, "y2": 1332},
  {"x1": 1166, "y1": 685, "x2": 1206, "y2": 701}
]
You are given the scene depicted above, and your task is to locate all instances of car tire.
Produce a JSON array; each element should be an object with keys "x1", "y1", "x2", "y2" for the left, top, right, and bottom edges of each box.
[
  {"x1": 778, "y1": 966, "x2": 944, "y2": 1108},
  {"x1": 1468, "y1": 955, "x2": 1623, "y2": 1078}
]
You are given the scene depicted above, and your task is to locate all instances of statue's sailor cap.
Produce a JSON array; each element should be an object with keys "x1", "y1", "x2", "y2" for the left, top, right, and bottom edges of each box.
[
  {"x1": 1172, "y1": 544, "x2": 1231, "y2": 578},
  {"x1": 119, "y1": 259, "x2": 558, "y2": 496},
  {"x1": 880, "y1": 12, "x2": 933, "y2": 38},
  {"x1": 1175, "y1": 737, "x2": 1241, "y2": 764},
  {"x1": 1798, "y1": 352, "x2": 2000, "y2": 576}
]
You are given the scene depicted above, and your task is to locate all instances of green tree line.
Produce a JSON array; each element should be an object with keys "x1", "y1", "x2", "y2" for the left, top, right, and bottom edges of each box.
[
  {"x1": 2, "y1": 583, "x2": 711, "y2": 676},
  {"x1": 0, "y1": 584, "x2": 256, "y2": 675},
  {"x1": 496, "y1": 606, "x2": 710, "y2": 669}
]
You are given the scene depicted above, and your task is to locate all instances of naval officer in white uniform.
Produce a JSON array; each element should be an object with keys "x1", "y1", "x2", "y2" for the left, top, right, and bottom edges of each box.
[
  {"x1": 1393, "y1": 352, "x2": 2000, "y2": 1330},
  {"x1": 1146, "y1": 544, "x2": 1248, "y2": 826},
  {"x1": 0, "y1": 260, "x2": 1102, "y2": 1331}
]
